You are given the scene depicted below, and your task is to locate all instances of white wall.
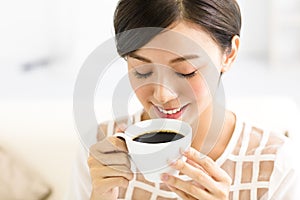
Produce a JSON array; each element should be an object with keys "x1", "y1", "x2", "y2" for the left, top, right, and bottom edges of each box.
[
  {"x1": 238, "y1": 0, "x2": 300, "y2": 66},
  {"x1": 237, "y1": 0, "x2": 270, "y2": 59},
  {"x1": 0, "y1": 0, "x2": 74, "y2": 65},
  {"x1": 0, "y1": 0, "x2": 119, "y2": 72},
  {"x1": 2, "y1": 0, "x2": 299, "y2": 73},
  {"x1": 0, "y1": 0, "x2": 121, "y2": 100}
]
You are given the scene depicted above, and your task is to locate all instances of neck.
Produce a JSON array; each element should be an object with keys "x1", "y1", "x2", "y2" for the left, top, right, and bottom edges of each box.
[{"x1": 191, "y1": 105, "x2": 236, "y2": 161}]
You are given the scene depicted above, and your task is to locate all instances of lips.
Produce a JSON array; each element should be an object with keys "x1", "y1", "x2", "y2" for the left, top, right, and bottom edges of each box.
[
  {"x1": 157, "y1": 107, "x2": 181, "y2": 115},
  {"x1": 154, "y1": 104, "x2": 188, "y2": 119}
]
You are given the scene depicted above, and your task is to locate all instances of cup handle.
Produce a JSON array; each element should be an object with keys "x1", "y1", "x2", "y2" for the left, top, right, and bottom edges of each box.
[
  {"x1": 114, "y1": 132, "x2": 129, "y2": 143},
  {"x1": 114, "y1": 133, "x2": 137, "y2": 172}
]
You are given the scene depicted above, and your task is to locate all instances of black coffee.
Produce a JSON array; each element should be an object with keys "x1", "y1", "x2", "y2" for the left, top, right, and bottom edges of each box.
[{"x1": 133, "y1": 130, "x2": 184, "y2": 144}]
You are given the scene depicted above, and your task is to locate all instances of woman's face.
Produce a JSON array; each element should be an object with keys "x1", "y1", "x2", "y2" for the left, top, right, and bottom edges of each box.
[{"x1": 127, "y1": 22, "x2": 228, "y2": 125}]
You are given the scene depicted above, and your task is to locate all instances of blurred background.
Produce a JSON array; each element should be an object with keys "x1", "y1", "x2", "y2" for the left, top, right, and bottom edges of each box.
[{"x1": 0, "y1": 0, "x2": 299, "y2": 199}]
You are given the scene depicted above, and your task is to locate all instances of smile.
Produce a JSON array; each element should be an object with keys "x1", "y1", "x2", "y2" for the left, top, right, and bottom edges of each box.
[
  {"x1": 157, "y1": 107, "x2": 181, "y2": 115},
  {"x1": 154, "y1": 104, "x2": 188, "y2": 119}
]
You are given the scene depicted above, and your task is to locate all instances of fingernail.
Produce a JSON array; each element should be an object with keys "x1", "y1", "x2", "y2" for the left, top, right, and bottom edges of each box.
[
  {"x1": 182, "y1": 148, "x2": 190, "y2": 155},
  {"x1": 161, "y1": 173, "x2": 169, "y2": 181},
  {"x1": 116, "y1": 123, "x2": 127, "y2": 132}
]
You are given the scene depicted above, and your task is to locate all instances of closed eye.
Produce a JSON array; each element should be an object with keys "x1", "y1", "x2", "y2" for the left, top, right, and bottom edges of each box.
[
  {"x1": 133, "y1": 70, "x2": 153, "y2": 79},
  {"x1": 176, "y1": 70, "x2": 198, "y2": 79},
  {"x1": 133, "y1": 69, "x2": 198, "y2": 79}
]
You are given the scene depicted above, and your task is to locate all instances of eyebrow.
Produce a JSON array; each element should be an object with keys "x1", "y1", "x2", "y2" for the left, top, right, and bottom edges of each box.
[
  {"x1": 129, "y1": 53, "x2": 152, "y2": 63},
  {"x1": 129, "y1": 53, "x2": 200, "y2": 64}
]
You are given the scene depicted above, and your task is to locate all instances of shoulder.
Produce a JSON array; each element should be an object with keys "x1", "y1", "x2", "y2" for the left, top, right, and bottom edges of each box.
[
  {"x1": 243, "y1": 122, "x2": 300, "y2": 195},
  {"x1": 240, "y1": 121, "x2": 288, "y2": 156},
  {"x1": 267, "y1": 134, "x2": 300, "y2": 199},
  {"x1": 267, "y1": 131, "x2": 299, "y2": 175},
  {"x1": 232, "y1": 120, "x2": 300, "y2": 198},
  {"x1": 248, "y1": 122, "x2": 296, "y2": 164},
  {"x1": 243, "y1": 120, "x2": 295, "y2": 163}
]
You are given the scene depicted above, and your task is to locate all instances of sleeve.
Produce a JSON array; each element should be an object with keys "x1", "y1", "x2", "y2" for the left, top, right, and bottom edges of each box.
[
  {"x1": 65, "y1": 145, "x2": 92, "y2": 200},
  {"x1": 267, "y1": 138, "x2": 300, "y2": 200}
]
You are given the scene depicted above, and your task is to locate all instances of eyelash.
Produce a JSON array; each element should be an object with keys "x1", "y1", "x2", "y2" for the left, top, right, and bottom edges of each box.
[
  {"x1": 175, "y1": 70, "x2": 198, "y2": 79},
  {"x1": 133, "y1": 71, "x2": 153, "y2": 79},
  {"x1": 133, "y1": 70, "x2": 198, "y2": 79}
]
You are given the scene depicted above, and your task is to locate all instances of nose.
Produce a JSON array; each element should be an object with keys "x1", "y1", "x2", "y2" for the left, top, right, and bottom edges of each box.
[{"x1": 153, "y1": 84, "x2": 178, "y2": 104}]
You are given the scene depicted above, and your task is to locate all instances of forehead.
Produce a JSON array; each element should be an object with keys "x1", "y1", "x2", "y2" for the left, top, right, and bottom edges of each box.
[{"x1": 137, "y1": 22, "x2": 220, "y2": 59}]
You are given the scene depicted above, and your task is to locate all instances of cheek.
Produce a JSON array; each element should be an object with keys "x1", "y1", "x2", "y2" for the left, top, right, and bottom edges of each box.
[
  {"x1": 187, "y1": 78, "x2": 211, "y2": 100},
  {"x1": 134, "y1": 86, "x2": 152, "y2": 105},
  {"x1": 186, "y1": 77, "x2": 213, "y2": 116}
]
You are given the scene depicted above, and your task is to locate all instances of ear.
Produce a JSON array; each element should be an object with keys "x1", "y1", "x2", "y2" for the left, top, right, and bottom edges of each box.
[{"x1": 221, "y1": 35, "x2": 240, "y2": 73}]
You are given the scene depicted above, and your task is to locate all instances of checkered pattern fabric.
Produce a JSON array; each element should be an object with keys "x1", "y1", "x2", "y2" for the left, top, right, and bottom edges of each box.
[{"x1": 100, "y1": 111, "x2": 284, "y2": 200}]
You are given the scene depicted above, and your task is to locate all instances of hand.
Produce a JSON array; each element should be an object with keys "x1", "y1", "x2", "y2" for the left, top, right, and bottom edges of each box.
[
  {"x1": 88, "y1": 126, "x2": 133, "y2": 200},
  {"x1": 160, "y1": 147, "x2": 232, "y2": 200}
]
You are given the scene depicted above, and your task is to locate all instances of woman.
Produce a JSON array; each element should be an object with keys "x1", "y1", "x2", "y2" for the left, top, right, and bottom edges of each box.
[{"x1": 70, "y1": 0, "x2": 299, "y2": 199}]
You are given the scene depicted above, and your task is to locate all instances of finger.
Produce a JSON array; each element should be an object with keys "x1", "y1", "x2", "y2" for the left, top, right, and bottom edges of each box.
[
  {"x1": 183, "y1": 148, "x2": 231, "y2": 183},
  {"x1": 185, "y1": 159, "x2": 210, "y2": 178},
  {"x1": 90, "y1": 136, "x2": 128, "y2": 153},
  {"x1": 89, "y1": 151, "x2": 131, "y2": 168},
  {"x1": 168, "y1": 185, "x2": 196, "y2": 200},
  {"x1": 186, "y1": 159, "x2": 207, "y2": 175},
  {"x1": 161, "y1": 173, "x2": 212, "y2": 199},
  {"x1": 92, "y1": 177, "x2": 129, "y2": 194},
  {"x1": 90, "y1": 165, "x2": 133, "y2": 181},
  {"x1": 170, "y1": 159, "x2": 219, "y2": 192}
]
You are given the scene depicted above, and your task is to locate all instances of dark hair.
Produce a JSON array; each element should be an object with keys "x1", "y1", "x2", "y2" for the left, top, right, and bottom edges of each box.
[{"x1": 114, "y1": 0, "x2": 241, "y2": 57}]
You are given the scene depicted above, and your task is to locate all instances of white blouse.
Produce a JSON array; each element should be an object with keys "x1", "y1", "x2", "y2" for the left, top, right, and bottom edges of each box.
[{"x1": 67, "y1": 111, "x2": 300, "y2": 200}]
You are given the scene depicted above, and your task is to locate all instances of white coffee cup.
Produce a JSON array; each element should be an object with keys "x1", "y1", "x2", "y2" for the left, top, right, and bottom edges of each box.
[{"x1": 114, "y1": 118, "x2": 192, "y2": 182}]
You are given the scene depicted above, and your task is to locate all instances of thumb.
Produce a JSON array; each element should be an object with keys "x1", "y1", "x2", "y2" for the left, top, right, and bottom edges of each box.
[{"x1": 115, "y1": 123, "x2": 127, "y2": 133}]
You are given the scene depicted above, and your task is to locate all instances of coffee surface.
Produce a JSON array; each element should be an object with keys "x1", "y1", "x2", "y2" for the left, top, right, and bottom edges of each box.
[{"x1": 133, "y1": 131, "x2": 184, "y2": 143}]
